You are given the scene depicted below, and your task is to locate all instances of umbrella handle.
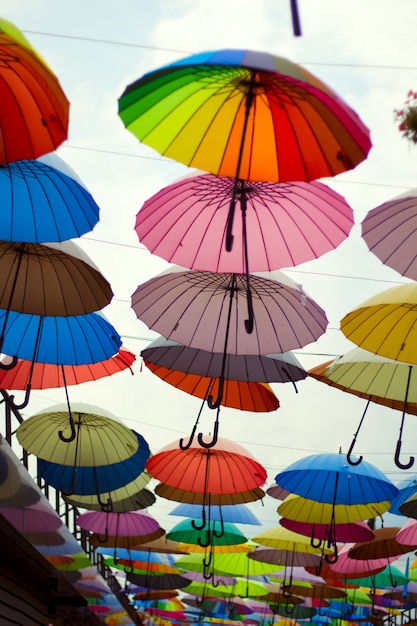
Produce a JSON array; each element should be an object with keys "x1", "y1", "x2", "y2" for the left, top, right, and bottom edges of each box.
[
  {"x1": 346, "y1": 435, "x2": 363, "y2": 466},
  {"x1": 290, "y1": 0, "x2": 302, "y2": 36},
  {"x1": 9, "y1": 383, "x2": 32, "y2": 410},
  {"x1": 244, "y1": 287, "x2": 254, "y2": 334},
  {"x1": 310, "y1": 534, "x2": 322, "y2": 549},
  {"x1": 197, "y1": 419, "x2": 219, "y2": 448},
  {"x1": 97, "y1": 492, "x2": 113, "y2": 513},
  {"x1": 324, "y1": 543, "x2": 338, "y2": 564},
  {"x1": 197, "y1": 528, "x2": 212, "y2": 548},
  {"x1": 95, "y1": 526, "x2": 109, "y2": 544},
  {"x1": 58, "y1": 414, "x2": 77, "y2": 443},
  {"x1": 281, "y1": 584, "x2": 293, "y2": 599},
  {"x1": 394, "y1": 439, "x2": 414, "y2": 470},
  {"x1": 179, "y1": 422, "x2": 198, "y2": 450},
  {"x1": 191, "y1": 509, "x2": 207, "y2": 531},
  {"x1": 0, "y1": 354, "x2": 18, "y2": 370},
  {"x1": 207, "y1": 379, "x2": 225, "y2": 410}
]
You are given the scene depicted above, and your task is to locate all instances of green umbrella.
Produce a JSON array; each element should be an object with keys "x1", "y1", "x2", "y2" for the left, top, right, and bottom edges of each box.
[
  {"x1": 206, "y1": 551, "x2": 284, "y2": 577},
  {"x1": 343, "y1": 565, "x2": 408, "y2": 589},
  {"x1": 166, "y1": 518, "x2": 247, "y2": 547}
]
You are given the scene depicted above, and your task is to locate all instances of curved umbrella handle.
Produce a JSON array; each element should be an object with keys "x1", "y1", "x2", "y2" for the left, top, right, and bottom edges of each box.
[
  {"x1": 244, "y1": 288, "x2": 254, "y2": 334},
  {"x1": 310, "y1": 531, "x2": 322, "y2": 549},
  {"x1": 197, "y1": 528, "x2": 211, "y2": 548},
  {"x1": 9, "y1": 383, "x2": 32, "y2": 410},
  {"x1": 394, "y1": 439, "x2": 414, "y2": 470},
  {"x1": 207, "y1": 378, "x2": 225, "y2": 410},
  {"x1": 58, "y1": 414, "x2": 77, "y2": 443},
  {"x1": 191, "y1": 508, "x2": 207, "y2": 531},
  {"x1": 0, "y1": 354, "x2": 18, "y2": 370},
  {"x1": 197, "y1": 419, "x2": 219, "y2": 448},
  {"x1": 284, "y1": 600, "x2": 294, "y2": 615},
  {"x1": 325, "y1": 543, "x2": 338, "y2": 564},
  {"x1": 212, "y1": 514, "x2": 225, "y2": 539},
  {"x1": 346, "y1": 435, "x2": 363, "y2": 466},
  {"x1": 95, "y1": 526, "x2": 109, "y2": 544},
  {"x1": 179, "y1": 422, "x2": 198, "y2": 450},
  {"x1": 281, "y1": 584, "x2": 293, "y2": 599},
  {"x1": 97, "y1": 492, "x2": 113, "y2": 513}
]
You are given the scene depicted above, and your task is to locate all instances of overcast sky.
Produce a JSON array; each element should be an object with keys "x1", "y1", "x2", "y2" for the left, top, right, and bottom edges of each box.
[{"x1": 3, "y1": 0, "x2": 417, "y2": 534}]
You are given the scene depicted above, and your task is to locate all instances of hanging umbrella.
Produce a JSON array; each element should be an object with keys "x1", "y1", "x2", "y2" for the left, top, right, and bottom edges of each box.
[
  {"x1": 63, "y1": 470, "x2": 153, "y2": 511},
  {"x1": 169, "y1": 502, "x2": 261, "y2": 526},
  {"x1": 390, "y1": 476, "x2": 417, "y2": 516},
  {"x1": 361, "y1": 187, "x2": 417, "y2": 281},
  {"x1": 319, "y1": 544, "x2": 394, "y2": 578},
  {"x1": 143, "y1": 361, "x2": 279, "y2": 412},
  {"x1": 127, "y1": 572, "x2": 191, "y2": 591},
  {"x1": 251, "y1": 526, "x2": 334, "y2": 555},
  {"x1": 348, "y1": 528, "x2": 416, "y2": 561},
  {"x1": 279, "y1": 518, "x2": 375, "y2": 544},
  {"x1": 37, "y1": 430, "x2": 150, "y2": 496},
  {"x1": 0, "y1": 157, "x2": 100, "y2": 242},
  {"x1": 135, "y1": 172, "x2": 354, "y2": 273},
  {"x1": 0, "y1": 17, "x2": 69, "y2": 163},
  {"x1": 118, "y1": 48, "x2": 370, "y2": 184},
  {"x1": 182, "y1": 577, "x2": 269, "y2": 599},
  {"x1": 141, "y1": 337, "x2": 307, "y2": 385},
  {"x1": 154, "y1": 483, "x2": 265, "y2": 506},
  {"x1": 308, "y1": 348, "x2": 417, "y2": 468},
  {"x1": 166, "y1": 519, "x2": 247, "y2": 547},
  {"x1": 89, "y1": 528, "x2": 166, "y2": 550},
  {"x1": 277, "y1": 493, "x2": 391, "y2": 525},
  {"x1": 201, "y1": 550, "x2": 285, "y2": 578},
  {"x1": 103, "y1": 557, "x2": 180, "y2": 575},
  {"x1": 395, "y1": 519, "x2": 417, "y2": 547},
  {"x1": 399, "y1": 492, "x2": 417, "y2": 519},
  {"x1": 146, "y1": 437, "x2": 266, "y2": 496},
  {"x1": 132, "y1": 266, "x2": 327, "y2": 356},
  {"x1": 133, "y1": 590, "x2": 179, "y2": 601},
  {"x1": 0, "y1": 503, "x2": 62, "y2": 533},
  {"x1": 344, "y1": 565, "x2": 409, "y2": 589},
  {"x1": 16, "y1": 403, "x2": 139, "y2": 472},
  {"x1": 0, "y1": 239, "x2": 112, "y2": 317}
]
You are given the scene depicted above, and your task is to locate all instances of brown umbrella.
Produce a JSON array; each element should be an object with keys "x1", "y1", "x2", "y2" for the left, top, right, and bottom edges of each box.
[
  {"x1": 133, "y1": 590, "x2": 179, "y2": 601},
  {"x1": 154, "y1": 482, "x2": 265, "y2": 505},
  {"x1": 127, "y1": 572, "x2": 191, "y2": 590},
  {"x1": 89, "y1": 528, "x2": 165, "y2": 549},
  {"x1": 348, "y1": 527, "x2": 417, "y2": 561}
]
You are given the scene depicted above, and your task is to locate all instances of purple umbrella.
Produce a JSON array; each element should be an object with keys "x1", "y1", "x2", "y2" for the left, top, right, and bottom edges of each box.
[{"x1": 76, "y1": 509, "x2": 162, "y2": 544}]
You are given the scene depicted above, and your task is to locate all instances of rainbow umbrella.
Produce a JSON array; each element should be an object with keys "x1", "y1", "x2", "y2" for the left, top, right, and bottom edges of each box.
[{"x1": 0, "y1": 18, "x2": 69, "y2": 162}]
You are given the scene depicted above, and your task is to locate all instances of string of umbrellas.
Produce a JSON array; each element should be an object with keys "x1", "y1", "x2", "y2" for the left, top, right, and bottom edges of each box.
[{"x1": 3, "y1": 13, "x2": 417, "y2": 626}]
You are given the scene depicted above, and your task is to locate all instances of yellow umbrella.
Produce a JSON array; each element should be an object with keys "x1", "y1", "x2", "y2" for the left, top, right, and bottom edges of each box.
[
  {"x1": 183, "y1": 577, "x2": 268, "y2": 598},
  {"x1": 251, "y1": 526, "x2": 334, "y2": 555},
  {"x1": 340, "y1": 283, "x2": 417, "y2": 364},
  {"x1": 64, "y1": 471, "x2": 152, "y2": 510},
  {"x1": 277, "y1": 493, "x2": 390, "y2": 524}
]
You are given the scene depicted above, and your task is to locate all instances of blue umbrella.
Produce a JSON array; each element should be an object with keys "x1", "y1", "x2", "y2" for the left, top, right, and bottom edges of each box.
[
  {"x1": 169, "y1": 502, "x2": 261, "y2": 526},
  {"x1": 38, "y1": 431, "x2": 150, "y2": 496},
  {"x1": 389, "y1": 475, "x2": 417, "y2": 516},
  {"x1": 0, "y1": 157, "x2": 100, "y2": 242},
  {"x1": 275, "y1": 452, "x2": 398, "y2": 506}
]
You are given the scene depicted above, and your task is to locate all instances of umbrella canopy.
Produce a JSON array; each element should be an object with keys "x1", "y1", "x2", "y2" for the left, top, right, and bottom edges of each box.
[
  {"x1": 132, "y1": 590, "x2": 179, "y2": 601},
  {"x1": 395, "y1": 519, "x2": 417, "y2": 546},
  {"x1": 127, "y1": 572, "x2": 191, "y2": 590},
  {"x1": 0, "y1": 18, "x2": 69, "y2": 162},
  {"x1": 203, "y1": 550, "x2": 285, "y2": 577},
  {"x1": 248, "y1": 547, "x2": 322, "y2": 568},
  {"x1": 146, "y1": 437, "x2": 267, "y2": 495},
  {"x1": 0, "y1": 503, "x2": 62, "y2": 533},
  {"x1": 251, "y1": 526, "x2": 334, "y2": 555},
  {"x1": 90, "y1": 528, "x2": 166, "y2": 550},
  {"x1": 16, "y1": 402, "x2": 139, "y2": 465},
  {"x1": 166, "y1": 519, "x2": 247, "y2": 546},
  {"x1": 135, "y1": 173, "x2": 354, "y2": 272},
  {"x1": 389, "y1": 476, "x2": 417, "y2": 516},
  {"x1": 132, "y1": 267, "x2": 328, "y2": 356},
  {"x1": 154, "y1": 483, "x2": 265, "y2": 505},
  {"x1": 76, "y1": 510, "x2": 162, "y2": 538},
  {"x1": 361, "y1": 187, "x2": 417, "y2": 281},
  {"x1": 141, "y1": 337, "x2": 307, "y2": 384},
  {"x1": 38, "y1": 431, "x2": 150, "y2": 495},
  {"x1": 143, "y1": 362, "x2": 279, "y2": 412},
  {"x1": 339, "y1": 283, "x2": 417, "y2": 365},
  {"x1": 344, "y1": 565, "x2": 409, "y2": 589},
  {"x1": 399, "y1": 492, "x2": 417, "y2": 519},
  {"x1": 64, "y1": 471, "x2": 153, "y2": 510},
  {"x1": 348, "y1": 528, "x2": 416, "y2": 560},
  {"x1": 0, "y1": 240, "x2": 112, "y2": 316},
  {"x1": 182, "y1": 577, "x2": 268, "y2": 598},
  {"x1": 277, "y1": 493, "x2": 391, "y2": 524},
  {"x1": 0, "y1": 347, "x2": 135, "y2": 391},
  {"x1": 274, "y1": 452, "x2": 398, "y2": 505},
  {"x1": 0, "y1": 158, "x2": 100, "y2": 242},
  {"x1": 279, "y1": 518, "x2": 375, "y2": 543},
  {"x1": 0, "y1": 309, "x2": 122, "y2": 365},
  {"x1": 169, "y1": 502, "x2": 261, "y2": 526},
  {"x1": 118, "y1": 48, "x2": 371, "y2": 183},
  {"x1": 319, "y1": 544, "x2": 393, "y2": 577}
]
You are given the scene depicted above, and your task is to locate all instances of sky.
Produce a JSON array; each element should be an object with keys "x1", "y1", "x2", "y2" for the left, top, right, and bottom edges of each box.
[{"x1": 2, "y1": 0, "x2": 417, "y2": 537}]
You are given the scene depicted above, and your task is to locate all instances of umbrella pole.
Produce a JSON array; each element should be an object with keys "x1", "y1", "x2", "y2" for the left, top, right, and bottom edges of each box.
[
  {"x1": 0, "y1": 245, "x2": 26, "y2": 371},
  {"x1": 240, "y1": 184, "x2": 254, "y2": 334},
  {"x1": 395, "y1": 365, "x2": 414, "y2": 469},
  {"x1": 207, "y1": 274, "x2": 236, "y2": 412},
  {"x1": 58, "y1": 367, "x2": 77, "y2": 443},
  {"x1": 346, "y1": 398, "x2": 370, "y2": 466},
  {"x1": 225, "y1": 73, "x2": 257, "y2": 252},
  {"x1": 290, "y1": 0, "x2": 302, "y2": 36}
]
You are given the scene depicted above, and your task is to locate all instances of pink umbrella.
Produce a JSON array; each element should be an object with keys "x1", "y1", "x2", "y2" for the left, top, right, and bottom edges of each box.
[
  {"x1": 135, "y1": 173, "x2": 354, "y2": 273},
  {"x1": 76, "y1": 510, "x2": 162, "y2": 543},
  {"x1": 0, "y1": 504, "x2": 62, "y2": 533},
  {"x1": 326, "y1": 544, "x2": 397, "y2": 576},
  {"x1": 395, "y1": 518, "x2": 417, "y2": 546},
  {"x1": 279, "y1": 518, "x2": 375, "y2": 543}
]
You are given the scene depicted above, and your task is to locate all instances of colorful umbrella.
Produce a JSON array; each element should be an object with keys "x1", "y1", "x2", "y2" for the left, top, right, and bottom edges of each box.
[
  {"x1": 251, "y1": 526, "x2": 334, "y2": 555},
  {"x1": 389, "y1": 476, "x2": 417, "y2": 516},
  {"x1": 118, "y1": 48, "x2": 371, "y2": 184},
  {"x1": 169, "y1": 502, "x2": 261, "y2": 526},
  {"x1": 0, "y1": 157, "x2": 100, "y2": 242},
  {"x1": 361, "y1": 187, "x2": 417, "y2": 281},
  {"x1": 202, "y1": 550, "x2": 285, "y2": 578},
  {"x1": 166, "y1": 519, "x2": 247, "y2": 547},
  {"x1": 127, "y1": 572, "x2": 191, "y2": 590},
  {"x1": 182, "y1": 577, "x2": 268, "y2": 599},
  {"x1": 90, "y1": 528, "x2": 166, "y2": 550},
  {"x1": 64, "y1": 471, "x2": 152, "y2": 511},
  {"x1": 279, "y1": 518, "x2": 375, "y2": 544},
  {"x1": 143, "y1": 361, "x2": 279, "y2": 412},
  {"x1": 79, "y1": 508, "x2": 161, "y2": 541},
  {"x1": 348, "y1": 528, "x2": 416, "y2": 561},
  {"x1": 38, "y1": 430, "x2": 150, "y2": 496},
  {"x1": 314, "y1": 544, "x2": 392, "y2": 578},
  {"x1": 141, "y1": 337, "x2": 307, "y2": 384},
  {"x1": 132, "y1": 266, "x2": 327, "y2": 357},
  {"x1": 395, "y1": 519, "x2": 417, "y2": 546},
  {"x1": 154, "y1": 482, "x2": 265, "y2": 505},
  {"x1": 16, "y1": 402, "x2": 139, "y2": 472},
  {"x1": 0, "y1": 17, "x2": 69, "y2": 162},
  {"x1": 135, "y1": 173, "x2": 354, "y2": 272},
  {"x1": 0, "y1": 503, "x2": 62, "y2": 533}
]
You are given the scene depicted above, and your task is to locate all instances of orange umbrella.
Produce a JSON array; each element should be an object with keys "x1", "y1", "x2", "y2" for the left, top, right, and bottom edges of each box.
[
  {"x1": 144, "y1": 360, "x2": 279, "y2": 412},
  {"x1": 0, "y1": 18, "x2": 69, "y2": 162}
]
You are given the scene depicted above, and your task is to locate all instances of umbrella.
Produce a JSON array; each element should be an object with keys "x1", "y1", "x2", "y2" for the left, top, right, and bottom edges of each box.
[
  {"x1": 89, "y1": 528, "x2": 166, "y2": 550},
  {"x1": 200, "y1": 550, "x2": 285, "y2": 578},
  {"x1": 399, "y1": 492, "x2": 417, "y2": 519},
  {"x1": 118, "y1": 48, "x2": 370, "y2": 184},
  {"x1": 132, "y1": 590, "x2": 179, "y2": 601},
  {"x1": 0, "y1": 503, "x2": 62, "y2": 533},
  {"x1": 143, "y1": 361, "x2": 279, "y2": 412},
  {"x1": 0, "y1": 157, "x2": 100, "y2": 242},
  {"x1": 279, "y1": 518, "x2": 375, "y2": 544},
  {"x1": 348, "y1": 527, "x2": 416, "y2": 561},
  {"x1": 308, "y1": 348, "x2": 417, "y2": 468},
  {"x1": 166, "y1": 519, "x2": 247, "y2": 548},
  {"x1": 0, "y1": 18, "x2": 69, "y2": 162},
  {"x1": 318, "y1": 543, "x2": 394, "y2": 578},
  {"x1": 16, "y1": 403, "x2": 139, "y2": 495},
  {"x1": 251, "y1": 526, "x2": 334, "y2": 555},
  {"x1": 182, "y1": 577, "x2": 268, "y2": 599},
  {"x1": 274, "y1": 452, "x2": 398, "y2": 505},
  {"x1": 361, "y1": 187, "x2": 417, "y2": 281},
  {"x1": 154, "y1": 483, "x2": 265, "y2": 505},
  {"x1": 141, "y1": 337, "x2": 307, "y2": 384},
  {"x1": 135, "y1": 172, "x2": 354, "y2": 273},
  {"x1": 0, "y1": 239, "x2": 112, "y2": 317},
  {"x1": 169, "y1": 502, "x2": 261, "y2": 526},
  {"x1": 132, "y1": 266, "x2": 327, "y2": 356},
  {"x1": 38, "y1": 430, "x2": 150, "y2": 496},
  {"x1": 389, "y1": 476, "x2": 417, "y2": 516},
  {"x1": 127, "y1": 572, "x2": 191, "y2": 591},
  {"x1": 395, "y1": 519, "x2": 417, "y2": 547}
]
